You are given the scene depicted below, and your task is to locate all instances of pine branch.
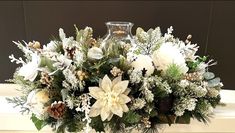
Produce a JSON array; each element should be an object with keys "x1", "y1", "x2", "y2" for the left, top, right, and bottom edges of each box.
[{"x1": 6, "y1": 96, "x2": 29, "y2": 114}]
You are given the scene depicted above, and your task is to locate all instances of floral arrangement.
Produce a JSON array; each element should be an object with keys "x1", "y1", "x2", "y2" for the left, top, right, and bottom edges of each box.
[{"x1": 7, "y1": 24, "x2": 223, "y2": 133}]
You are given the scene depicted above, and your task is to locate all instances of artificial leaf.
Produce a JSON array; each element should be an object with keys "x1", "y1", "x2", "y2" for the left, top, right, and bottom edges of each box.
[{"x1": 31, "y1": 114, "x2": 47, "y2": 130}]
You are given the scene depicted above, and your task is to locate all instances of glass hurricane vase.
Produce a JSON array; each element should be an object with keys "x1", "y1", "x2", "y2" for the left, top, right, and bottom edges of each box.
[{"x1": 100, "y1": 21, "x2": 135, "y2": 55}]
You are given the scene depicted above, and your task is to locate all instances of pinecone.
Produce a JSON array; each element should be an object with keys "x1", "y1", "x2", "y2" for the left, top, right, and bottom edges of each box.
[
  {"x1": 110, "y1": 66, "x2": 123, "y2": 77},
  {"x1": 141, "y1": 117, "x2": 151, "y2": 128},
  {"x1": 40, "y1": 72, "x2": 53, "y2": 87},
  {"x1": 47, "y1": 101, "x2": 66, "y2": 119},
  {"x1": 184, "y1": 72, "x2": 203, "y2": 81}
]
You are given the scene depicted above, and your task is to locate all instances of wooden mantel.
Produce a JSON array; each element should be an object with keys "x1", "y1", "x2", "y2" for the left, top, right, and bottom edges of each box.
[{"x1": 0, "y1": 84, "x2": 235, "y2": 133}]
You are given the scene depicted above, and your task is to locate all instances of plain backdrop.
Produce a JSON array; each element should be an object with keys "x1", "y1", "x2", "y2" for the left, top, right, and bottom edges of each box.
[{"x1": 0, "y1": 1, "x2": 234, "y2": 89}]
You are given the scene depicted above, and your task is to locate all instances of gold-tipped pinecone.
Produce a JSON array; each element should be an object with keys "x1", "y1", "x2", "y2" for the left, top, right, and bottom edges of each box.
[
  {"x1": 47, "y1": 101, "x2": 66, "y2": 119},
  {"x1": 141, "y1": 117, "x2": 151, "y2": 128},
  {"x1": 110, "y1": 66, "x2": 123, "y2": 77},
  {"x1": 90, "y1": 38, "x2": 98, "y2": 47},
  {"x1": 184, "y1": 72, "x2": 203, "y2": 81},
  {"x1": 40, "y1": 72, "x2": 53, "y2": 87}
]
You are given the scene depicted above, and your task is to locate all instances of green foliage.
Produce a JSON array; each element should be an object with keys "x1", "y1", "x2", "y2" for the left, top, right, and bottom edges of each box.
[
  {"x1": 187, "y1": 56, "x2": 207, "y2": 72},
  {"x1": 6, "y1": 96, "x2": 29, "y2": 114},
  {"x1": 118, "y1": 55, "x2": 132, "y2": 71},
  {"x1": 152, "y1": 86, "x2": 168, "y2": 98},
  {"x1": 40, "y1": 56, "x2": 56, "y2": 71},
  {"x1": 175, "y1": 111, "x2": 191, "y2": 124},
  {"x1": 143, "y1": 128, "x2": 159, "y2": 133},
  {"x1": 164, "y1": 64, "x2": 183, "y2": 81},
  {"x1": 208, "y1": 95, "x2": 221, "y2": 108},
  {"x1": 31, "y1": 114, "x2": 47, "y2": 131},
  {"x1": 51, "y1": 70, "x2": 65, "y2": 90},
  {"x1": 108, "y1": 116, "x2": 124, "y2": 132},
  {"x1": 193, "y1": 99, "x2": 213, "y2": 124},
  {"x1": 74, "y1": 24, "x2": 93, "y2": 45},
  {"x1": 7, "y1": 73, "x2": 41, "y2": 94},
  {"x1": 193, "y1": 112, "x2": 210, "y2": 124},
  {"x1": 103, "y1": 40, "x2": 126, "y2": 58},
  {"x1": 149, "y1": 109, "x2": 158, "y2": 118},
  {"x1": 61, "y1": 89, "x2": 69, "y2": 101},
  {"x1": 90, "y1": 116, "x2": 105, "y2": 132},
  {"x1": 56, "y1": 111, "x2": 85, "y2": 133},
  {"x1": 56, "y1": 42, "x2": 64, "y2": 54},
  {"x1": 56, "y1": 118, "x2": 83, "y2": 133},
  {"x1": 122, "y1": 110, "x2": 141, "y2": 125}
]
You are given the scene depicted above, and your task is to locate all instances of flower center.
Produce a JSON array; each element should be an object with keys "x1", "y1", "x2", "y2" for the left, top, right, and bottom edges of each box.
[{"x1": 105, "y1": 92, "x2": 119, "y2": 107}]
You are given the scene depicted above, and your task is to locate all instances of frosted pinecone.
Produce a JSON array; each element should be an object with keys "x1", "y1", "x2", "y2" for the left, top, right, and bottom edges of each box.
[
  {"x1": 207, "y1": 88, "x2": 220, "y2": 98},
  {"x1": 47, "y1": 101, "x2": 66, "y2": 119},
  {"x1": 174, "y1": 97, "x2": 197, "y2": 116},
  {"x1": 110, "y1": 66, "x2": 123, "y2": 77},
  {"x1": 128, "y1": 70, "x2": 142, "y2": 83},
  {"x1": 131, "y1": 98, "x2": 146, "y2": 110}
]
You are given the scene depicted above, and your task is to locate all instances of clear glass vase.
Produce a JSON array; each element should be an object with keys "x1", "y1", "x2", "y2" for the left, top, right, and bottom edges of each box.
[{"x1": 100, "y1": 21, "x2": 135, "y2": 53}]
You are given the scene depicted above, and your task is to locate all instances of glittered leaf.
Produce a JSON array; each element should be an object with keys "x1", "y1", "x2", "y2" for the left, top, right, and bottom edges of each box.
[
  {"x1": 203, "y1": 72, "x2": 215, "y2": 80},
  {"x1": 208, "y1": 77, "x2": 221, "y2": 87}
]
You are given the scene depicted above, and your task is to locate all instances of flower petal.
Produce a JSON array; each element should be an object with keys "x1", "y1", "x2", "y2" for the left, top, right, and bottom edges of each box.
[
  {"x1": 111, "y1": 104, "x2": 123, "y2": 117},
  {"x1": 99, "y1": 78, "x2": 102, "y2": 88},
  {"x1": 112, "y1": 81, "x2": 129, "y2": 95},
  {"x1": 112, "y1": 76, "x2": 122, "y2": 87},
  {"x1": 29, "y1": 71, "x2": 38, "y2": 82},
  {"x1": 101, "y1": 107, "x2": 111, "y2": 121},
  {"x1": 89, "y1": 108, "x2": 100, "y2": 117},
  {"x1": 101, "y1": 75, "x2": 112, "y2": 92},
  {"x1": 92, "y1": 99, "x2": 106, "y2": 109},
  {"x1": 121, "y1": 104, "x2": 129, "y2": 112},
  {"x1": 107, "y1": 113, "x2": 114, "y2": 121},
  {"x1": 89, "y1": 87, "x2": 104, "y2": 99},
  {"x1": 87, "y1": 47, "x2": 103, "y2": 60},
  {"x1": 123, "y1": 88, "x2": 131, "y2": 95},
  {"x1": 119, "y1": 94, "x2": 131, "y2": 104}
]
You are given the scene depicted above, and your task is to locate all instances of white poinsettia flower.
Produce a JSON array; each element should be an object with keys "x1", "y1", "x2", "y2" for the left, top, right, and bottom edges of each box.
[
  {"x1": 87, "y1": 47, "x2": 103, "y2": 60},
  {"x1": 18, "y1": 53, "x2": 40, "y2": 81},
  {"x1": 131, "y1": 54, "x2": 154, "y2": 76},
  {"x1": 152, "y1": 42, "x2": 188, "y2": 74},
  {"x1": 89, "y1": 75, "x2": 131, "y2": 121},
  {"x1": 25, "y1": 89, "x2": 50, "y2": 119}
]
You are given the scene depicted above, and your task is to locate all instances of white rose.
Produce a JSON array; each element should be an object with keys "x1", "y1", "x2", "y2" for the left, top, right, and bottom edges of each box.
[
  {"x1": 87, "y1": 47, "x2": 103, "y2": 60},
  {"x1": 152, "y1": 42, "x2": 188, "y2": 74},
  {"x1": 18, "y1": 53, "x2": 40, "y2": 81},
  {"x1": 25, "y1": 89, "x2": 50, "y2": 119},
  {"x1": 131, "y1": 55, "x2": 154, "y2": 76}
]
